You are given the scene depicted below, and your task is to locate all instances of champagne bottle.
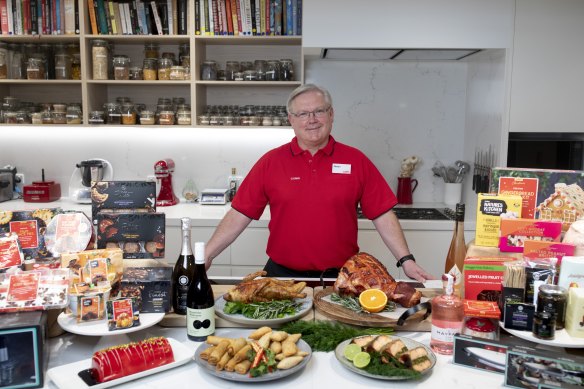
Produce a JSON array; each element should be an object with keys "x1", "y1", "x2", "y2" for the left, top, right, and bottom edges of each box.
[
  {"x1": 444, "y1": 203, "x2": 466, "y2": 298},
  {"x1": 172, "y1": 217, "x2": 195, "y2": 315},
  {"x1": 430, "y1": 274, "x2": 464, "y2": 355},
  {"x1": 186, "y1": 241, "x2": 215, "y2": 341}
]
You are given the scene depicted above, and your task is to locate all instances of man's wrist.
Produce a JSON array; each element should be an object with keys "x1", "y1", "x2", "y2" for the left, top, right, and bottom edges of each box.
[{"x1": 396, "y1": 254, "x2": 416, "y2": 268}]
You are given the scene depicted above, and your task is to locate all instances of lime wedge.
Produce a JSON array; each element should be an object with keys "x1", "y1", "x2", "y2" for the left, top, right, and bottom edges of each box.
[
  {"x1": 343, "y1": 344, "x2": 362, "y2": 361},
  {"x1": 352, "y1": 352, "x2": 371, "y2": 368}
]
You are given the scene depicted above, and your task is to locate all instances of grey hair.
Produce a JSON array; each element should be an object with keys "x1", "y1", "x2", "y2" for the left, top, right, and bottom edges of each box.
[{"x1": 286, "y1": 84, "x2": 333, "y2": 113}]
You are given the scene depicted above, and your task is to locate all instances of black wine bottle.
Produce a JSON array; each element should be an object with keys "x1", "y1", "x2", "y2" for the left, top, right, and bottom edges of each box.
[
  {"x1": 186, "y1": 241, "x2": 215, "y2": 341},
  {"x1": 172, "y1": 217, "x2": 195, "y2": 315}
]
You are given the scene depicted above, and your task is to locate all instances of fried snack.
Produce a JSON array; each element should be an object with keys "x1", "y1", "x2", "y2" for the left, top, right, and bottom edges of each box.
[
  {"x1": 225, "y1": 356, "x2": 239, "y2": 372},
  {"x1": 228, "y1": 338, "x2": 247, "y2": 356},
  {"x1": 209, "y1": 340, "x2": 230, "y2": 365},
  {"x1": 200, "y1": 346, "x2": 215, "y2": 361},
  {"x1": 234, "y1": 359, "x2": 252, "y2": 375},
  {"x1": 258, "y1": 332, "x2": 272, "y2": 349},
  {"x1": 249, "y1": 326, "x2": 272, "y2": 340},
  {"x1": 270, "y1": 341, "x2": 282, "y2": 354},
  {"x1": 270, "y1": 331, "x2": 288, "y2": 342},
  {"x1": 277, "y1": 356, "x2": 304, "y2": 370},
  {"x1": 286, "y1": 333, "x2": 302, "y2": 343},
  {"x1": 216, "y1": 352, "x2": 231, "y2": 371},
  {"x1": 282, "y1": 340, "x2": 297, "y2": 357},
  {"x1": 233, "y1": 344, "x2": 252, "y2": 364},
  {"x1": 206, "y1": 335, "x2": 230, "y2": 346}
]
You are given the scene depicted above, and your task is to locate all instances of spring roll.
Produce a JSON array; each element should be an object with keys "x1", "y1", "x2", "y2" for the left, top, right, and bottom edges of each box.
[
  {"x1": 270, "y1": 341, "x2": 282, "y2": 354},
  {"x1": 209, "y1": 339, "x2": 230, "y2": 365},
  {"x1": 234, "y1": 359, "x2": 252, "y2": 375},
  {"x1": 225, "y1": 356, "x2": 239, "y2": 372},
  {"x1": 206, "y1": 336, "x2": 230, "y2": 346},
  {"x1": 270, "y1": 331, "x2": 288, "y2": 342},
  {"x1": 248, "y1": 326, "x2": 272, "y2": 340},
  {"x1": 277, "y1": 356, "x2": 304, "y2": 370},
  {"x1": 282, "y1": 340, "x2": 297, "y2": 357},
  {"x1": 233, "y1": 344, "x2": 252, "y2": 364},
  {"x1": 200, "y1": 346, "x2": 216, "y2": 361},
  {"x1": 228, "y1": 338, "x2": 247, "y2": 356},
  {"x1": 216, "y1": 351, "x2": 231, "y2": 371}
]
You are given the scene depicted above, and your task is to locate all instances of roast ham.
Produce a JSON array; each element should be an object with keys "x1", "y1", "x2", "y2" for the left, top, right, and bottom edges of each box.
[{"x1": 334, "y1": 252, "x2": 422, "y2": 308}]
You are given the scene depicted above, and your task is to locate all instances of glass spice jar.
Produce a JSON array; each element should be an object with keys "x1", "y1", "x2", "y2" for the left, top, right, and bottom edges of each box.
[
  {"x1": 176, "y1": 109, "x2": 191, "y2": 125},
  {"x1": 261, "y1": 116, "x2": 273, "y2": 126},
  {"x1": 54, "y1": 53, "x2": 71, "y2": 80},
  {"x1": 88, "y1": 110, "x2": 105, "y2": 124},
  {"x1": 3, "y1": 111, "x2": 16, "y2": 124},
  {"x1": 92, "y1": 39, "x2": 109, "y2": 80},
  {"x1": 139, "y1": 110, "x2": 155, "y2": 125},
  {"x1": 113, "y1": 55, "x2": 130, "y2": 80},
  {"x1": 41, "y1": 110, "x2": 53, "y2": 124},
  {"x1": 279, "y1": 59, "x2": 294, "y2": 81},
  {"x1": 104, "y1": 103, "x2": 122, "y2": 124},
  {"x1": 200, "y1": 60, "x2": 217, "y2": 80},
  {"x1": 243, "y1": 70, "x2": 257, "y2": 81},
  {"x1": 143, "y1": 58, "x2": 158, "y2": 80},
  {"x1": 66, "y1": 105, "x2": 82, "y2": 124},
  {"x1": 121, "y1": 103, "x2": 137, "y2": 124},
  {"x1": 159, "y1": 110, "x2": 175, "y2": 125},
  {"x1": 169, "y1": 65, "x2": 185, "y2": 80},
  {"x1": 26, "y1": 57, "x2": 45, "y2": 80},
  {"x1": 157, "y1": 58, "x2": 172, "y2": 80}
]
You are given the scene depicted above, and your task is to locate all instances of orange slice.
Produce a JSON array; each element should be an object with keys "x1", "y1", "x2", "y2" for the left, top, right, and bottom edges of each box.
[{"x1": 358, "y1": 289, "x2": 388, "y2": 313}]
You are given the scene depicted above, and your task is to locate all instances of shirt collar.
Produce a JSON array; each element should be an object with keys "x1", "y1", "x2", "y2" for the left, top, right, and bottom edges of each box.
[{"x1": 290, "y1": 136, "x2": 336, "y2": 156}]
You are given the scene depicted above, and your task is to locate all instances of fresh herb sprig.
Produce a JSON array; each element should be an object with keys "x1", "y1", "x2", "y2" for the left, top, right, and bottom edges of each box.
[
  {"x1": 330, "y1": 293, "x2": 396, "y2": 313},
  {"x1": 280, "y1": 320, "x2": 394, "y2": 352},
  {"x1": 360, "y1": 351, "x2": 421, "y2": 379},
  {"x1": 224, "y1": 300, "x2": 302, "y2": 320}
]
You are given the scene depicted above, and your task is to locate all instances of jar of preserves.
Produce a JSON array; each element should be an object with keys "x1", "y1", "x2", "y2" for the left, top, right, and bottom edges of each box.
[
  {"x1": 88, "y1": 110, "x2": 105, "y2": 124},
  {"x1": 176, "y1": 109, "x2": 191, "y2": 125},
  {"x1": 113, "y1": 55, "x2": 130, "y2": 80},
  {"x1": 66, "y1": 105, "x2": 82, "y2": 124},
  {"x1": 26, "y1": 57, "x2": 45, "y2": 80},
  {"x1": 279, "y1": 59, "x2": 294, "y2": 81},
  {"x1": 54, "y1": 53, "x2": 71, "y2": 80},
  {"x1": 169, "y1": 65, "x2": 185, "y2": 80},
  {"x1": 159, "y1": 110, "x2": 175, "y2": 125},
  {"x1": 121, "y1": 103, "x2": 137, "y2": 125},
  {"x1": 104, "y1": 103, "x2": 122, "y2": 124},
  {"x1": 139, "y1": 110, "x2": 155, "y2": 125},
  {"x1": 200, "y1": 60, "x2": 217, "y2": 80},
  {"x1": 537, "y1": 284, "x2": 568, "y2": 330},
  {"x1": 533, "y1": 311, "x2": 556, "y2": 340},
  {"x1": 129, "y1": 67, "x2": 143, "y2": 80},
  {"x1": 144, "y1": 43, "x2": 160, "y2": 59},
  {"x1": 92, "y1": 39, "x2": 109, "y2": 80},
  {"x1": 157, "y1": 58, "x2": 172, "y2": 80},
  {"x1": 254, "y1": 60, "x2": 266, "y2": 81},
  {"x1": 143, "y1": 58, "x2": 158, "y2": 80}
]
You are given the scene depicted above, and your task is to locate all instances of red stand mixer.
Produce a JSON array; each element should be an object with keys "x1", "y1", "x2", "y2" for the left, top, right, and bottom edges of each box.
[{"x1": 155, "y1": 159, "x2": 179, "y2": 206}]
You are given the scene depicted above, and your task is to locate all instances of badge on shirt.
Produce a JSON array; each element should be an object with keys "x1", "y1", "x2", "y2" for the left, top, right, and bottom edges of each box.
[{"x1": 332, "y1": 163, "x2": 351, "y2": 174}]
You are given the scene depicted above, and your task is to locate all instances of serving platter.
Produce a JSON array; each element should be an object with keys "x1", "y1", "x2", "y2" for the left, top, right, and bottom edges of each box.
[
  {"x1": 47, "y1": 338, "x2": 193, "y2": 389},
  {"x1": 334, "y1": 335, "x2": 436, "y2": 380},
  {"x1": 214, "y1": 295, "x2": 313, "y2": 326},
  {"x1": 194, "y1": 329, "x2": 312, "y2": 382},
  {"x1": 500, "y1": 322, "x2": 584, "y2": 348},
  {"x1": 57, "y1": 312, "x2": 165, "y2": 336}
]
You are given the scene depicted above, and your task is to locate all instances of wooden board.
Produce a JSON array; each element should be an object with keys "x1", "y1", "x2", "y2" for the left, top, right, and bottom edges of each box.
[
  {"x1": 313, "y1": 286, "x2": 440, "y2": 332},
  {"x1": 159, "y1": 284, "x2": 314, "y2": 328}
]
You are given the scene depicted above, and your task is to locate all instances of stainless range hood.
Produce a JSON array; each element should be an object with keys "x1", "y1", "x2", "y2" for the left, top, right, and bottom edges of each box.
[{"x1": 318, "y1": 48, "x2": 481, "y2": 61}]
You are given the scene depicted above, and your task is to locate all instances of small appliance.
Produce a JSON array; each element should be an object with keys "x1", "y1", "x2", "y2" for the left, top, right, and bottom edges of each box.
[
  {"x1": 0, "y1": 165, "x2": 19, "y2": 201},
  {"x1": 199, "y1": 189, "x2": 229, "y2": 205},
  {"x1": 154, "y1": 159, "x2": 179, "y2": 206},
  {"x1": 23, "y1": 169, "x2": 61, "y2": 203},
  {"x1": 68, "y1": 158, "x2": 114, "y2": 203}
]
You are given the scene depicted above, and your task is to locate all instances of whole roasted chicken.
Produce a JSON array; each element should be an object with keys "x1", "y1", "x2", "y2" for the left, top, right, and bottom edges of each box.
[
  {"x1": 334, "y1": 252, "x2": 422, "y2": 308},
  {"x1": 224, "y1": 271, "x2": 307, "y2": 303}
]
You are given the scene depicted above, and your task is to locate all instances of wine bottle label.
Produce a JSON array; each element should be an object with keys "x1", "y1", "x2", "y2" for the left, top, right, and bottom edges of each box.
[
  {"x1": 176, "y1": 284, "x2": 189, "y2": 311},
  {"x1": 431, "y1": 321, "x2": 463, "y2": 343},
  {"x1": 187, "y1": 306, "x2": 215, "y2": 337}
]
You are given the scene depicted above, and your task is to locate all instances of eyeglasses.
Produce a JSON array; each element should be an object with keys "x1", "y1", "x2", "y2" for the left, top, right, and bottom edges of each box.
[{"x1": 289, "y1": 106, "x2": 331, "y2": 120}]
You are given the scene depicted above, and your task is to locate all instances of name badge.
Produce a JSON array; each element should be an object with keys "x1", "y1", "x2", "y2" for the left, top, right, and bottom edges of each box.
[{"x1": 332, "y1": 163, "x2": 351, "y2": 174}]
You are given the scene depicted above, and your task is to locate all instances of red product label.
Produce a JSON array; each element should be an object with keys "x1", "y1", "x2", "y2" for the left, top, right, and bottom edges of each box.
[
  {"x1": 0, "y1": 237, "x2": 22, "y2": 269},
  {"x1": 9, "y1": 220, "x2": 39, "y2": 249},
  {"x1": 112, "y1": 298, "x2": 134, "y2": 328},
  {"x1": 498, "y1": 177, "x2": 539, "y2": 219},
  {"x1": 7, "y1": 273, "x2": 39, "y2": 302},
  {"x1": 56, "y1": 213, "x2": 82, "y2": 237}
]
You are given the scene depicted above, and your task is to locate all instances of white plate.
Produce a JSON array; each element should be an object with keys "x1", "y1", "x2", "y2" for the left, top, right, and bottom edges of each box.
[
  {"x1": 500, "y1": 322, "x2": 584, "y2": 348},
  {"x1": 334, "y1": 336, "x2": 436, "y2": 380},
  {"x1": 214, "y1": 296, "x2": 313, "y2": 326},
  {"x1": 194, "y1": 329, "x2": 312, "y2": 382},
  {"x1": 47, "y1": 338, "x2": 193, "y2": 389},
  {"x1": 57, "y1": 312, "x2": 165, "y2": 336}
]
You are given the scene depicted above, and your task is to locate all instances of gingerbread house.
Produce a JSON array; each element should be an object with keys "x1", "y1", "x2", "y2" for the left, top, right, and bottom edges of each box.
[{"x1": 537, "y1": 183, "x2": 584, "y2": 231}]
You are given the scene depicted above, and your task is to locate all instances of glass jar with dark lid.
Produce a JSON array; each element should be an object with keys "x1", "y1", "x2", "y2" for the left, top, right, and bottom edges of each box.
[
  {"x1": 104, "y1": 102, "x2": 122, "y2": 124},
  {"x1": 88, "y1": 110, "x2": 105, "y2": 124},
  {"x1": 533, "y1": 311, "x2": 556, "y2": 340},
  {"x1": 26, "y1": 57, "x2": 45, "y2": 80},
  {"x1": 265, "y1": 60, "x2": 280, "y2": 81},
  {"x1": 537, "y1": 284, "x2": 568, "y2": 329}
]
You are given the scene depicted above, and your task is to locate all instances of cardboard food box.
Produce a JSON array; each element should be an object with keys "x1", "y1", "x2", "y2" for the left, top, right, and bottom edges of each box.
[
  {"x1": 118, "y1": 265, "x2": 172, "y2": 313},
  {"x1": 558, "y1": 256, "x2": 584, "y2": 289},
  {"x1": 463, "y1": 256, "x2": 519, "y2": 301},
  {"x1": 475, "y1": 193, "x2": 523, "y2": 247},
  {"x1": 505, "y1": 344, "x2": 584, "y2": 388},
  {"x1": 96, "y1": 213, "x2": 165, "y2": 259},
  {"x1": 498, "y1": 176, "x2": 540, "y2": 219},
  {"x1": 523, "y1": 240, "x2": 576, "y2": 266},
  {"x1": 499, "y1": 218, "x2": 562, "y2": 253},
  {"x1": 91, "y1": 181, "x2": 156, "y2": 222}
]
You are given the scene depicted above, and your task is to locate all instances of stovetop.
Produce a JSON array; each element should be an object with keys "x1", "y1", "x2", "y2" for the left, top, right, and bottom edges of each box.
[{"x1": 357, "y1": 207, "x2": 454, "y2": 220}]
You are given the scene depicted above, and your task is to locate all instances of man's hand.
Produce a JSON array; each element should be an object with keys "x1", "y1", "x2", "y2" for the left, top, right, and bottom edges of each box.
[{"x1": 402, "y1": 260, "x2": 436, "y2": 283}]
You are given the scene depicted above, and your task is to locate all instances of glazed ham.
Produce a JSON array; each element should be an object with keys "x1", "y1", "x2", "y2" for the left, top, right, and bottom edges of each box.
[{"x1": 334, "y1": 252, "x2": 422, "y2": 308}]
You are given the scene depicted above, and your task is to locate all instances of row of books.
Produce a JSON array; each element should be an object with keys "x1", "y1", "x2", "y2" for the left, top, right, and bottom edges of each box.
[
  {"x1": 0, "y1": 0, "x2": 79, "y2": 35},
  {"x1": 88, "y1": 0, "x2": 187, "y2": 35},
  {"x1": 195, "y1": 0, "x2": 301, "y2": 36}
]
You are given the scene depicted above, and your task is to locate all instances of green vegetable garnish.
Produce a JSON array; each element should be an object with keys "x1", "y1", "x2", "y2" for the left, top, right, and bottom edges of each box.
[
  {"x1": 330, "y1": 293, "x2": 396, "y2": 313},
  {"x1": 280, "y1": 320, "x2": 394, "y2": 352},
  {"x1": 360, "y1": 351, "x2": 421, "y2": 378},
  {"x1": 224, "y1": 300, "x2": 302, "y2": 320}
]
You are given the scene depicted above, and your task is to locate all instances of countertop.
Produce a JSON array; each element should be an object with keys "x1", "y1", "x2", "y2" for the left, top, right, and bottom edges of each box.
[{"x1": 0, "y1": 199, "x2": 476, "y2": 231}]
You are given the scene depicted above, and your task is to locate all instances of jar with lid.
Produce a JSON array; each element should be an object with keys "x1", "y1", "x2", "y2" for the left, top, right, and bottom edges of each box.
[
  {"x1": 279, "y1": 59, "x2": 294, "y2": 81},
  {"x1": 197, "y1": 115, "x2": 210, "y2": 125},
  {"x1": 66, "y1": 105, "x2": 82, "y2": 124},
  {"x1": 26, "y1": 57, "x2": 46, "y2": 80},
  {"x1": 261, "y1": 116, "x2": 273, "y2": 126},
  {"x1": 180, "y1": 55, "x2": 190, "y2": 79},
  {"x1": 157, "y1": 58, "x2": 172, "y2": 80},
  {"x1": 31, "y1": 112, "x2": 42, "y2": 124},
  {"x1": 533, "y1": 311, "x2": 556, "y2": 340},
  {"x1": 8, "y1": 44, "x2": 24, "y2": 79},
  {"x1": 537, "y1": 284, "x2": 568, "y2": 329},
  {"x1": 144, "y1": 43, "x2": 160, "y2": 59},
  {"x1": 200, "y1": 60, "x2": 217, "y2": 80},
  {"x1": 52, "y1": 111, "x2": 67, "y2": 124},
  {"x1": 113, "y1": 55, "x2": 130, "y2": 80},
  {"x1": 41, "y1": 110, "x2": 53, "y2": 124},
  {"x1": 161, "y1": 52, "x2": 176, "y2": 64},
  {"x1": 155, "y1": 103, "x2": 173, "y2": 123},
  {"x1": 121, "y1": 103, "x2": 137, "y2": 125},
  {"x1": 54, "y1": 53, "x2": 71, "y2": 80},
  {"x1": 116, "y1": 96, "x2": 132, "y2": 104},
  {"x1": 265, "y1": 60, "x2": 280, "y2": 81},
  {"x1": 139, "y1": 110, "x2": 155, "y2": 125},
  {"x1": 225, "y1": 61, "x2": 239, "y2": 81},
  {"x1": 209, "y1": 115, "x2": 222, "y2": 126},
  {"x1": 3, "y1": 111, "x2": 16, "y2": 124},
  {"x1": 169, "y1": 65, "x2": 185, "y2": 80},
  {"x1": 179, "y1": 43, "x2": 189, "y2": 60},
  {"x1": 240, "y1": 116, "x2": 260, "y2": 126},
  {"x1": 254, "y1": 60, "x2": 267, "y2": 81},
  {"x1": 159, "y1": 110, "x2": 175, "y2": 125},
  {"x1": 15, "y1": 110, "x2": 30, "y2": 124},
  {"x1": 71, "y1": 54, "x2": 81, "y2": 79},
  {"x1": 239, "y1": 61, "x2": 253, "y2": 71},
  {"x1": 92, "y1": 40, "x2": 110, "y2": 80},
  {"x1": 39, "y1": 43, "x2": 53, "y2": 79},
  {"x1": 129, "y1": 67, "x2": 142, "y2": 80},
  {"x1": 2, "y1": 96, "x2": 19, "y2": 111},
  {"x1": 88, "y1": 110, "x2": 105, "y2": 124},
  {"x1": 176, "y1": 109, "x2": 191, "y2": 125},
  {"x1": 142, "y1": 58, "x2": 157, "y2": 80},
  {"x1": 104, "y1": 103, "x2": 122, "y2": 124},
  {"x1": 0, "y1": 42, "x2": 7, "y2": 79},
  {"x1": 53, "y1": 103, "x2": 67, "y2": 113}
]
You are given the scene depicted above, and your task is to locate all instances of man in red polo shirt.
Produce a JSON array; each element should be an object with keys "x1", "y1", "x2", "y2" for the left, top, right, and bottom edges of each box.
[{"x1": 204, "y1": 84, "x2": 435, "y2": 282}]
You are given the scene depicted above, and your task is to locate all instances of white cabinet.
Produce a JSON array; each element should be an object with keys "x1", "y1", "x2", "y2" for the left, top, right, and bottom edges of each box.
[{"x1": 509, "y1": 0, "x2": 584, "y2": 133}]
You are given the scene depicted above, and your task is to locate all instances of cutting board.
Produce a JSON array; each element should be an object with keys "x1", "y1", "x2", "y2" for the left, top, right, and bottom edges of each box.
[
  {"x1": 313, "y1": 286, "x2": 440, "y2": 332},
  {"x1": 159, "y1": 284, "x2": 314, "y2": 328}
]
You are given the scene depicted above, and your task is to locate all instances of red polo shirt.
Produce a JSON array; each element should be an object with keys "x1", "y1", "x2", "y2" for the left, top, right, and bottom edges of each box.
[{"x1": 231, "y1": 136, "x2": 397, "y2": 271}]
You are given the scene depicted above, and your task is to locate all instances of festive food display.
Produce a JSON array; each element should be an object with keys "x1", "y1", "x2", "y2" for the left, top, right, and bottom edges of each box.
[{"x1": 223, "y1": 271, "x2": 307, "y2": 303}]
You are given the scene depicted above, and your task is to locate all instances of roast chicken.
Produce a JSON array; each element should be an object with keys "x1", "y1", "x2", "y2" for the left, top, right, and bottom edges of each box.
[
  {"x1": 334, "y1": 252, "x2": 422, "y2": 308},
  {"x1": 223, "y1": 271, "x2": 307, "y2": 303}
]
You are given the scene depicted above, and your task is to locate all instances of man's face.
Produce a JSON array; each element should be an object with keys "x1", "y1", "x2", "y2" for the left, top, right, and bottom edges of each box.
[{"x1": 288, "y1": 91, "x2": 334, "y2": 151}]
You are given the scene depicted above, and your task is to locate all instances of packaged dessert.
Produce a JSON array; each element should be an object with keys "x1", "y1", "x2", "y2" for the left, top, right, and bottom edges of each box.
[
  {"x1": 118, "y1": 261, "x2": 172, "y2": 313},
  {"x1": 0, "y1": 268, "x2": 69, "y2": 312},
  {"x1": 106, "y1": 297, "x2": 140, "y2": 331},
  {"x1": 0, "y1": 232, "x2": 24, "y2": 270},
  {"x1": 499, "y1": 218, "x2": 562, "y2": 252},
  {"x1": 75, "y1": 290, "x2": 107, "y2": 323},
  {"x1": 44, "y1": 211, "x2": 92, "y2": 255},
  {"x1": 61, "y1": 248, "x2": 123, "y2": 288}
]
